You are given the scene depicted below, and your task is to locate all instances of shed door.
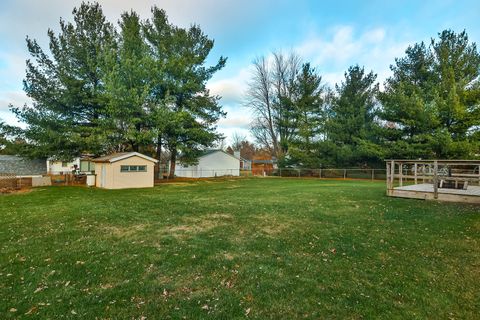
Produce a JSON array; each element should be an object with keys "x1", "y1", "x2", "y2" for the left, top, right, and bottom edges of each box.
[{"x1": 101, "y1": 164, "x2": 106, "y2": 187}]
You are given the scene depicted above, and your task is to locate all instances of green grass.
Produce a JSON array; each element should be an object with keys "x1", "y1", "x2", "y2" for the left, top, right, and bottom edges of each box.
[{"x1": 1, "y1": 178, "x2": 479, "y2": 319}]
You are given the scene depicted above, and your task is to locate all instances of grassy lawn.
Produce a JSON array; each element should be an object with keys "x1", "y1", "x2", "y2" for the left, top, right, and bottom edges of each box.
[{"x1": 1, "y1": 178, "x2": 479, "y2": 319}]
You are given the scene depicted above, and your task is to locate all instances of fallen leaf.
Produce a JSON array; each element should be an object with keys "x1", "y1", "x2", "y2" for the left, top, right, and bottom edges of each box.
[
  {"x1": 245, "y1": 308, "x2": 251, "y2": 316},
  {"x1": 25, "y1": 306, "x2": 38, "y2": 315},
  {"x1": 9, "y1": 308, "x2": 17, "y2": 312},
  {"x1": 34, "y1": 287, "x2": 46, "y2": 293}
]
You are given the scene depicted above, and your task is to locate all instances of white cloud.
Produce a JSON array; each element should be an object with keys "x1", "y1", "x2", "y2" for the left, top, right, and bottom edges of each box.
[
  {"x1": 0, "y1": 90, "x2": 29, "y2": 111},
  {"x1": 207, "y1": 66, "x2": 251, "y2": 105},
  {"x1": 295, "y1": 26, "x2": 409, "y2": 87},
  {"x1": 0, "y1": 51, "x2": 27, "y2": 90}
]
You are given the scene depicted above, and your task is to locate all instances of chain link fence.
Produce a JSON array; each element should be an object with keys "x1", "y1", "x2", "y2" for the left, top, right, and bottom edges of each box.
[
  {"x1": 257, "y1": 168, "x2": 386, "y2": 180},
  {"x1": 0, "y1": 173, "x2": 33, "y2": 192},
  {"x1": 157, "y1": 168, "x2": 387, "y2": 181}
]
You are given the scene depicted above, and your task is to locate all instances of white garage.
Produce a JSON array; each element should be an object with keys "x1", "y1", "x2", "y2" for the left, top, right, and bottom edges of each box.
[{"x1": 175, "y1": 150, "x2": 240, "y2": 178}]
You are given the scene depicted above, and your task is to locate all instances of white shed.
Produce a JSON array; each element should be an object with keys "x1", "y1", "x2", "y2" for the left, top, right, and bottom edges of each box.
[
  {"x1": 92, "y1": 152, "x2": 158, "y2": 189},
  {"x1": 175, "y1": 150, "x2": 240, "y2": 178}
]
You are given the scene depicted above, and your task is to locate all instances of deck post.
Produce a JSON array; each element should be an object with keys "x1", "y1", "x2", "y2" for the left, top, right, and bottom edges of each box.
[
  {"x1": 422, "y1": 164, "x2": 426, "y2": 183},
  {"x1": 389, "y1": 160, "x2": 395, "y2": 190},
  {"x1": 386, "y1": 163, "x2": 390, "y2": 191},
  {"x1": 414, "y1": 163, "x2": 418, "y2": 184},
  {"x1": 433, "y1": 160, "x2": 438, "y2": 199},
  {"x1": 399, "y1": 163, "x2": 403, "y2": 187}
]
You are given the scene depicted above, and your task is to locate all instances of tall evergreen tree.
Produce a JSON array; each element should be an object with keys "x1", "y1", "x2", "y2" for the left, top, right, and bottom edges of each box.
[
  {"x1": 12, "y1": 2, "x2": 116, "y2": 159},
  {"x1": 380, "y1": 30, "x2": 480, "y2": 158},
  {"x1": 104, "y1": 11, "x2": 153, "y2": 152},
  {"x1": 287, "y1": 63, "x2": 326, "y2": 167},
  {"x1": 432, "y1": 30, "x2": 480, "y2": 157},
  {"x1": 327, "y1": 65, "x2": 381, "y2": 166},
  {"x1": 144, "y1": 7, "x2": 226, "y2": 178},
  {"x1": 380, "y1": 42, "x2": 440, "y2": 158}
]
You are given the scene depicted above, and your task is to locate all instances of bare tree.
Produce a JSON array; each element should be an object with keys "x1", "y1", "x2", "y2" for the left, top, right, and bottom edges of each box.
[
  {"x1": 246, "y1": 50, "x2": 302, "y2": 158},
  {"x1": 230, "y1": 131, "x2": 246, "y2": 151}
]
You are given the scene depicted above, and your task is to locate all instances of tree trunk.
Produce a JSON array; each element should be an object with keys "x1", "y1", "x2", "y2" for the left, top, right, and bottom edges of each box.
[
  {"x1": 155, "y1": 134, "x2": 162, "y2": 179},
  {"x1": 169, "y1": 147, "x2": 177, "y2": 179}
]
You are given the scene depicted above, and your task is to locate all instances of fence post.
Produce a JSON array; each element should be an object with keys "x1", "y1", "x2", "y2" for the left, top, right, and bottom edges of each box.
[
  {"x1": 319, "y1": 168, "x2": 322, "y2": 179},
  {"x1": 433, "y1": 160, "x2": 438, "y2": 199},
  {"x1": 343, "y1": 169, "x2": 346, "y2": 179},
  {"x1": 371, "y1": 169, "x2": 374, "y2": 181},
  {"x1": 298, "y1": 169, "x2": 300, "y2": 178},
  {"x1": 279, "y1": 168, "x2": 282, "y2": 177}
]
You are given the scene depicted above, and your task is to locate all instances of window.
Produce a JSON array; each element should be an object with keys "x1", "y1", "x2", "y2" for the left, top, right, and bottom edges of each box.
[
  {"x1": 80, "y1": 160, "x2": 95, "y2": 172},
  {"x1": 120, "y1": 165, "x2": 147, "y2": 172},
  {"x1": 61, "y1": 161, "x2": 69, "y2": 167}
]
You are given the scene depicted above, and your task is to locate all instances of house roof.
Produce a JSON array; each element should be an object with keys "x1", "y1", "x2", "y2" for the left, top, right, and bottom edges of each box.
[
  {"x1": 252, "y1": 159, "x2": 275, "y2": 164},
  {"x1": 0, "y1": 155, "x2": 47, "y2": 175},
  {"x1": 92, "y1": 152, "x2": 158, "y2": 163},
  {"x1": 200, "y1": 149, "x2": 241, "y2": 161}
]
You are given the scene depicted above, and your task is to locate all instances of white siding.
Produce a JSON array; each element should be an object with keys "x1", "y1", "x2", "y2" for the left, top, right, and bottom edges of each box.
[
  {"x1": 175, "y1": 151, "x2": 240, "y2": 178},
  {"x1": 47, "y1": 158, "x2": 80, "y2": 174}
]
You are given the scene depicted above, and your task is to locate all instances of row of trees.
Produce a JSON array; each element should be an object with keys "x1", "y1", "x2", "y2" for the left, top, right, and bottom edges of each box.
[
  {"x1": 3, "y1": 2, "x2": 226, "y2": 177},
  {"x1": 247, "y1": 30, "x2": 480, "y2": 168},
  {"x1": 1, "y1": 3, "x2": 478, "y2": 170}
]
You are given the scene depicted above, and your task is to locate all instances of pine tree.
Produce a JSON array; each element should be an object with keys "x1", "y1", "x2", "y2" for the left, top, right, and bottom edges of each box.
[
  {"x1": 380, "y1": 30, "x2": 480, "y2": 159},
  {"x1": 104, "y1": 11, "x2": 153, "y2": 152},
  {"x1": 144, "y1": 7, "x2": 226, "y2": 178},
  {"x1": 12, "y1": 3, "x2": 116, "y2": 159},
  {"x1": 287, "y1": 63, "x2": 326, "y2": 167},
  {"x1": 327, "y1": 65, "x2": 380, "y2": 166}
]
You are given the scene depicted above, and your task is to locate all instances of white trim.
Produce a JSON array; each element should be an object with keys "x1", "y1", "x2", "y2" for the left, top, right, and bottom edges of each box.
[{"x1": 99, "y1": 152, "x2": 158, "y2": 163}]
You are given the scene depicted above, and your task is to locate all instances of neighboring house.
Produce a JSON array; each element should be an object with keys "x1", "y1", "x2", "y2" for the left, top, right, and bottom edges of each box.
[
  {"x1": 92, "y1": 152, "x2": 158, "y2": 189},
  {"x1": 47, "y1": 156, "x2": 95, "y2": 174},
  {"x1": 175, "y1": 149, "x2": 240, "y2": 178},
  {"x1": 251, "y1": 156, "x2": 277, "y2": 175},
  {"x1": 0, "y1": 155, "x2": 47, "y2": 176},
  {"x1": 233, "y1": 151, "x2": 252, "y2": 171}
]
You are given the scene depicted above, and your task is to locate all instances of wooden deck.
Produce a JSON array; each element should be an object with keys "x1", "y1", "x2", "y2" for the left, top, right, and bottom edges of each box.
[
  {"x1": 386, "y1": 159, "x2": 480, "y2": 204},
  {"x1": 389, "y1": 183, "x2": 480, "y2": 204}
]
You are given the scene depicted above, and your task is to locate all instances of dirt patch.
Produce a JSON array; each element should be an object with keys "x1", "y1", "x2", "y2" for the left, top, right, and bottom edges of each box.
[
  {"x1": 165, "y1": 213, "x2": 232, "y2": 237},
  {"x1": 104, "y1": 224, "x2": 147, "y2": 238},
  {"x1": 253, "y1": 214, "x2": 294, "y2": 236},
  {"x1": 220, "y1": 252, "x2": 237, "y2": 261},
  {"x1": 163, "y1": 182, "x2": 198, "y2": 187},
  {"x1": 0, "y1": 187, "x2": 32, "y2": 195}
]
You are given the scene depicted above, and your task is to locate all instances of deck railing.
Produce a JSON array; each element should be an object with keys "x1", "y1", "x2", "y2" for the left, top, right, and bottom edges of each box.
[{"x1": 386, "y1": 160, "x2": 480, "y2": 199}]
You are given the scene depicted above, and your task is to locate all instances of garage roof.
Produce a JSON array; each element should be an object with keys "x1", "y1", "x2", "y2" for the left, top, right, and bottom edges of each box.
[{"x1": 92, "y1": 152, "x2": 158, "y2": 163}]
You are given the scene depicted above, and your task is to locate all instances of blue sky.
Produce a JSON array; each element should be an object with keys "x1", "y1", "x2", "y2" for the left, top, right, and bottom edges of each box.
[{"x1": 1, "y1": 0, "x2": 479, "y2": 143}]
